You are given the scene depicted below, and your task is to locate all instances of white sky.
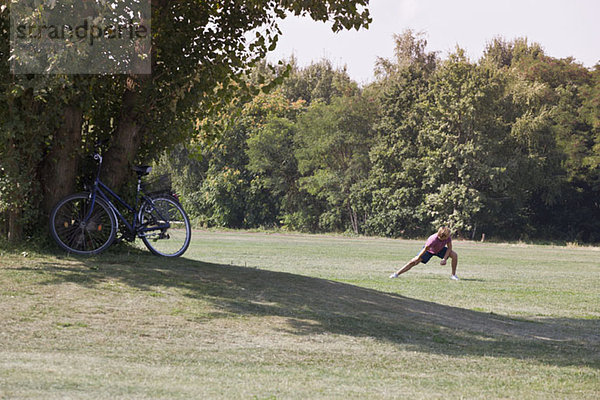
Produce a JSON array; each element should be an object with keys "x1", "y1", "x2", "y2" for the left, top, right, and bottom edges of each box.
[{"x1": 267, "y1": 0, "x2": 600, "y2": 84}]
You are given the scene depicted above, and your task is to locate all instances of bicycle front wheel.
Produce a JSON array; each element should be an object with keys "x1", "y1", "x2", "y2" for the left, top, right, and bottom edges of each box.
[
  {"x1": 138, "y1": 195, "x2": 191, "y2": 257},
  {"x1": 49, "y1": 192, "x2": 117, "y2": 255}
]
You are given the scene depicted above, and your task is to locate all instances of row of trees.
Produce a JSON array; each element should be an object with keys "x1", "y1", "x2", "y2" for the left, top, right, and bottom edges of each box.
[
  {"x1": 0, "y1": 0, "x2": 371, "y2": 242},
  {"x1": 164, "y1": 31, "x2": 600, "y2": 242}
]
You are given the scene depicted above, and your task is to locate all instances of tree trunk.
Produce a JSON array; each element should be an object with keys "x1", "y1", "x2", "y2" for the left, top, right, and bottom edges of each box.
[
  {"x1": 102, "y1": 0, "x2": 165, "y2": 189},
  {"x1": 39, "y1": 106, "x2": 83, "y2": 215},
  {"x1": 348, "y1": 203, "x2": 359, "y2": 234},
  {"x1": 102, "y1": 86, "x2": 145, "y2": 190},
  {"x1": 7, "y1": 208, "x2": 23, "y2": 243},
  {"x1": 4, "y1": 137, "x2": 24, "y2": 243},
  {"x1": 0, "y1": 211, "x2": 7, "y2": 239}
]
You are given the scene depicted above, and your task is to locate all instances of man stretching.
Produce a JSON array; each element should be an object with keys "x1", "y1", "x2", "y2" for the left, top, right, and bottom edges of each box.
[{"x1": 389, "y1": 226, "x2": 459, "y2": 280}]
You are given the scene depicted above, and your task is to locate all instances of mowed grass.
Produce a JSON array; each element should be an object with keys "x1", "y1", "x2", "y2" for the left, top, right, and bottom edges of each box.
[{"x1": 0, "y1": 231, "x2": 599, "y2": 399}]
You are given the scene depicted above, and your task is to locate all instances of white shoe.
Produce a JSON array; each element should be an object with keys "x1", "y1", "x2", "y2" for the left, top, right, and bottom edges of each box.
[
  {"x1": 389, "y1": 273, "x2": 399, "y2": 279},
  {"x1": 451, "y1": 275, "x2": 459, "y2": 281}
]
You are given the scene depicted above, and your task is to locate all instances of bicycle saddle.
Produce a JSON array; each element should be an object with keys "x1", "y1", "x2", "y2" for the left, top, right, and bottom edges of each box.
[{"x1": 132, "y1": 165, "x2": 152, "y2": 176}]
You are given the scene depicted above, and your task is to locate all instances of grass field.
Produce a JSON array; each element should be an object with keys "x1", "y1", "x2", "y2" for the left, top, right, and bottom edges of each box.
[{"x1": 1, "y1": 231, "x2": 599, "y2": 399}]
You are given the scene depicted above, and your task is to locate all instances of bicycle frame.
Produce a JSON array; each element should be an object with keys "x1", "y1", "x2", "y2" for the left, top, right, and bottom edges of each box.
[{"x1": 83, "y1": 153, "x2": 170, "y2": 237}]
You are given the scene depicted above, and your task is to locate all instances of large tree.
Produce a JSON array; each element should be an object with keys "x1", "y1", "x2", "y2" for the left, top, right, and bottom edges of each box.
[
  {"x1": 0, "y1": 0, "x2": 371, "y2": 241},
  {"x1": 295, "y1": 92, "x2": 377, "y2": 233},
  {"x1": 364, "y1": 30, "x2": 438, "y2": 237}
]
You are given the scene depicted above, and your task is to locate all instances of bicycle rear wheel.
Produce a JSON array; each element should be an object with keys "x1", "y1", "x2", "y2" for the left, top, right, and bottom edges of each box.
[
  {"x1": 49, "y1": 192, "x2": 117, "y2": 255},
  {"x1": 138, "y1": 194, "x2": 191, "y2": 257}
]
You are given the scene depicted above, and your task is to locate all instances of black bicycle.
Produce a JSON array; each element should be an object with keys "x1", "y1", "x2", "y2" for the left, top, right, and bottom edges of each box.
[{"x1": 49, "y1": 148, "x2": 191, "y2": 257}]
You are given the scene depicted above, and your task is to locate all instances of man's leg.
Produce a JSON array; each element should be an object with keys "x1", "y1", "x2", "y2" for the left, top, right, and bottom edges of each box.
[
  {"x1": 390, "y1": 257, "x2": 422, "y2": 278},
  {"x1": 449, "y1": 250, "x2": 458, "y2": 277}
]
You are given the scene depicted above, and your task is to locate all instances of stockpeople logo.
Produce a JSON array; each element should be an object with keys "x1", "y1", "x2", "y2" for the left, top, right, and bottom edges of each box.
[{"x1": 9, "y1": 0, "x2": 151, "y2": 74}]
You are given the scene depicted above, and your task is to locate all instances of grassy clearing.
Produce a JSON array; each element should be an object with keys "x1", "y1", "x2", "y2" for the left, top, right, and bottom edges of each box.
[{"x1": 1, "y1": 231, "x2": 599, "y2": 399}]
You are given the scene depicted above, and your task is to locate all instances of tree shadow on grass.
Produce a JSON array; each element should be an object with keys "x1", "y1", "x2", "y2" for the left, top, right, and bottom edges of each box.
[{"x1": 26, "y1": 250, "x2": 600, "y2": 369}]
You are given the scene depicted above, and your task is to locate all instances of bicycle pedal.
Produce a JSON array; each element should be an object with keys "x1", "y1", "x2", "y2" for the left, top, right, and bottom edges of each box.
[{"x1": 117, "y1": 233, "x2": 136, "y2": 242}]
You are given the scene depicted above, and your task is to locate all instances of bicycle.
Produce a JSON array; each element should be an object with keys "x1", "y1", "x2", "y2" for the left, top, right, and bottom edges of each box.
[{"x1": 49, "y1": 146, "x2": 191, "y2": 257}]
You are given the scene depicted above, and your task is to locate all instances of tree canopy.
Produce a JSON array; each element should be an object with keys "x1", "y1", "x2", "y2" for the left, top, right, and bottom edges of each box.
[{"x1": 158, "y1": 32, "x2": 600, "y2": 243}]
